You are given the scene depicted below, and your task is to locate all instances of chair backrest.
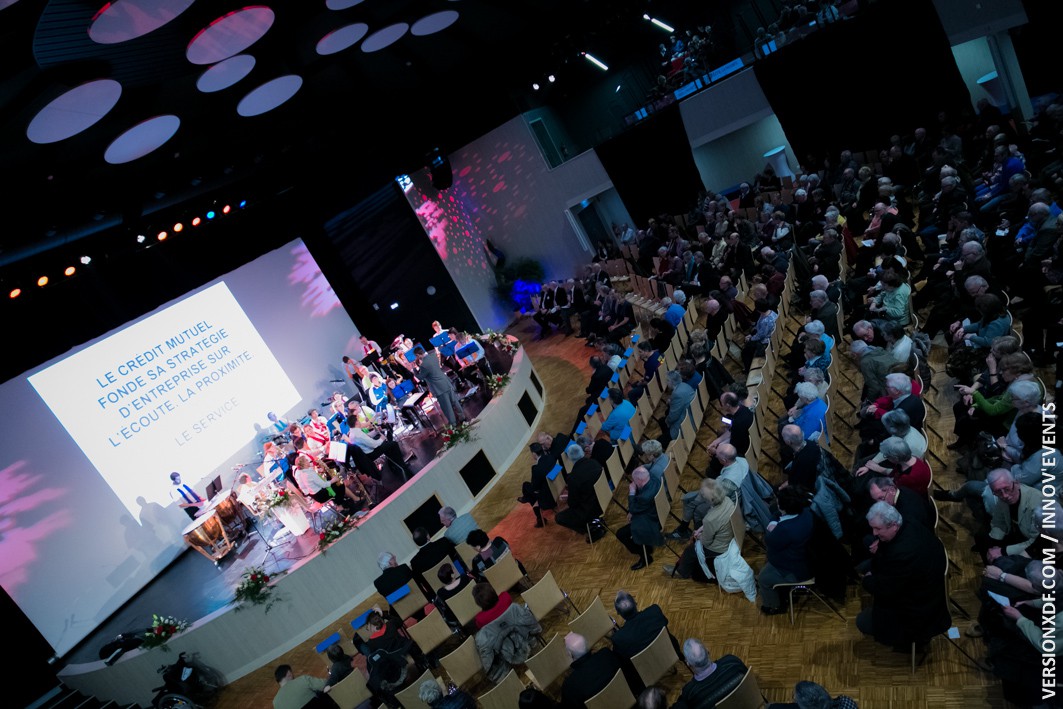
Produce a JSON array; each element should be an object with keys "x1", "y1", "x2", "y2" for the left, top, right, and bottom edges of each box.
[
  {"x1": 618, "y1": 436, "x2": 636, "y2": 468},
  {"x1": 716, "y1": 667, "x2": 763, "y2": 709},
  {"x1": 729, "y1": 491, "x2": 746, "y2": 551},
  {"x1": 630, "y1": 627, "x2": 679, "y2": 687},
  {"x1": 447, "y1": 580, "x2": 481, "y2": 628},
  {"x1": 391, "y1": 582, "x2": 429, "y2": 622},
  {"x1": 585, "y1": 668, "x2": 636, "y2": 709},
  {"x1": 593, "y1": 474, "x2": 613, "y2": 519},
  {"x1": 568, "y1": 596, "x2": 617, "y2": 648},
  {"x1": 453, "y1": 542, "x2": 477, "y2": 573},
  {"x1": 652, "y1": 482, "x2": 671, "y2": 531},
  {"x1": 393, "y1": 668, "x2": 443, "y2": 709},
  {"x1": 483, "y1": 551, "x2": 524, "y2": 595},
  {"x1": 477, "y1": 669, "x2": 526, "y2": 709},
  {"x1": 327, "y1": 668, "x2": 373, "y2": 709},
  {"x1": 421, "y1": 556, "x2": 454, "y2": 594},
  {"x1": 524, "y1": 633, "x2": 573, "y2": 692},
  {"x1": 605, "y1": 448, "x2": 625, "y2": 487},
  {"x1": 439, "y1": 635, "x2": 483, "y2": 689},
  {"x1": 523, "y1": 570, "x2": 566, "y2": 622},
  {"x1": 406, "y1": 608, "x2": 453, "y2": 656},
  {"x1": 663, "y1": 458, "x2": 681, "y2": 500}
]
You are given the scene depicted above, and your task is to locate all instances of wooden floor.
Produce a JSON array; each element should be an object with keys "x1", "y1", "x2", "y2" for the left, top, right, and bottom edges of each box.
[{"x1": 210, "y1": 306, "x2": 1017, "y2": 709}]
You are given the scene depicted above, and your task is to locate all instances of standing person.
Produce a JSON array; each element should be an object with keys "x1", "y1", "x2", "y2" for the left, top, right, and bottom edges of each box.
[
  {"x1": 272, "y1": 665, "x2": 335, "y2": 709},
  {"x1": 168, "y1": 472, "x2": 202, "y2": 520},
  {"x1": 408, "y1": 349, "x2": 466, "y2": 426},
  {"x1": 615, "y1": 467, "x2": 665, "y2": 570}
]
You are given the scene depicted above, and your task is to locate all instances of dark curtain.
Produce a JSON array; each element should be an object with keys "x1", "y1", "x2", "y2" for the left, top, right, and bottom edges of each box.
[
  {"x1": 320, "y1": 184, "x2": 476, "y2": 347},
  {"x1": 753, "y1": 0, "x2": 970, "y2": 163},
  {"x1": 594, "y1": 103, "x2": 705, "y2": 227}
]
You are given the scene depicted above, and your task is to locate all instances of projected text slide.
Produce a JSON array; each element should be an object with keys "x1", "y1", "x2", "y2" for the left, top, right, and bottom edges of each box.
[{"x1": 29, "y1": 282, "x2": 300, "y2": 516}]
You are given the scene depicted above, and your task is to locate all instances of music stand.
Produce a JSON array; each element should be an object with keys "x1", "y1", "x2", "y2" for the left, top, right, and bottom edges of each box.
[{"x1": 205, "y1": 475, "x2": 223, "y2": 501}]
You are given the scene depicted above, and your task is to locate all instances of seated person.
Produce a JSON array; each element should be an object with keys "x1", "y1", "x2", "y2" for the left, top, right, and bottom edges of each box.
[
  {"x1": 374, "y1": 551, "x2": 415, "y2": 598},
  {"x1": 767, "y1": 680, "x2": 859, "y2": 709},
  {"x1": 343, "y1": 415, "x2": 411, "y2": 481},
  {"x1": 439, "y1": 505, "x2": 480, "y2": 546},
  {"x1": 433, "y1": 563, "x2": 473, "y2": 627},
  {"x1": 601, "y1": 388, "x2": 636, "y2": 441},
  {"x1": 363, "y1": 609, "x2": 419, "y2": 695},
  {"x1": 611, "y1": 590, "x2": 681, "y2": 658},
  {"x1": 555, "y1": 442, "x2": 605, "y2": 539},
  {"x1": 627, "y1": 341, "x2": 664, "y2": 402},
  {"x1": 418, "y1": 680, "x2": 476, "y2": 709},
  {"x1": 465, "y1": 529, "x2": 525, "y2": 578},
  {"x1": 781, "y1": 382, "x2": 828, "y2": 444},
  {"x1": 292, "y1": 454, "x2": 363, "y2": 516},
  {"x1": 409, "y1": 526, "x2": 460, "y2": 583},
  {"x1": 616, "y1": 466, "x2": 666, "y2": 571},
  {"x1": 518, "y1": 442, "x2": 558, "y2": 528},
  {"x1": 950, "y1": 293, "x2": 1011, "y2": 350},
  {"x1": 324, "y1": 645, "x2": 356, "y2": 688},
  {"x1": 272, "y1": 665, "x2": 333, "y2": 709},
  {"x1": 758, "y1": 487, "x2": 814, "y2": 615},
  {"x1": 779, "y1": 424, "x2": 821, "y2": 490},
  {"x1": 673, "y1": 639, "x2": 747, "y2": 709},
  {"x1": 561, "y1": 633, "x2": 627, "y2": 708},
  {"x1": 473, "y1": 583, "x2": 541, "y2": 683},
  {"x1": 664, "y1": 478, "x2": 736, "y2": 582},
  {"x1": 876, "y1": 437, "x2": 931, "y2": 498}
]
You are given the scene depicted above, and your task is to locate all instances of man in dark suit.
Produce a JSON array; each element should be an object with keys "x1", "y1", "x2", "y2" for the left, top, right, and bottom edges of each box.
[
  {"x1": 561, "y1": 633, "x2": 627, "y2": 708},
  {"x1": 519, "y1": 442, "x2": 557, "y2": 528},
  {"x1": 409, "y1": 527, "x2": 460, "y2": 592},
  {"x1": 374, "y1": 551, "x2": 415, "y2": 599},
  {"x1": 809, "y1": 290, "x2": 839, "y2": 343},
  {"x1": 554, "y1": 280, "x2": 574, "y2": 334},
  {"x1": 673, "y1": 639, "x2": 747, "y2": 709},
  {"x1": 537, "y1": 431, "x2": 570, "y2": 461},
  {"x1": 554, "y1": 443, "x2": 604, "y2": 540},
  {"x1": 722, "y1": 232, "x2": 755, "y2": 281},
  {"x1": 533, "y1": 281, "x2": 559, "y2": 339},
  {"x1": 611, "y1": 590, "x2": 680, "y2": 658},
  {"x1": 585, "y1": 356, "x2": 613, "y2": 406},
  {"x1": 885, "y1": 373, "x2": 926, "y2": 432},
  {"x1": 869, "y1": 477, "x2": 931, "y2": 529},
  {"x1": 857, "y1": 502, "x2": 950, "y2": 648},
  {"x1": 780, "y1": 424, "x2": 820, "y2": 489}
]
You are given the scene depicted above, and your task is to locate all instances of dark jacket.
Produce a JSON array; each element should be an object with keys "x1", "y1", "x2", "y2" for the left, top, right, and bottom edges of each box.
[
  {"x1": 894, "y1": 487, "x2": 932, "y2": 529},
  {"x1": 893, "y1": 395, "x2": 926, "y2": 432},
  {"x1": 559, "y1": 458, "x2": 604, "y2": 528},
  {"x1": 411, "y1": 538, "x2": 459, "y2": 577},
  {"x1": 628, "y1": 476, "x2": 665, "y2": 548},
  {"x1": 765, "y1": 509, "x2": 813, "y2": 579},
  {"x1": 374, "y1": 564, "x2": 414, "y2": 599},
  {"x1": 587, "y1": 364, "x2": 613, "y2": 400},
  {"x1": 672, "y1": 655, "x2": 747, "y2": 709},
  {"x1": 785, "y1": 443, "x2": 821, "y2": 490},
  {"x1": 530, "y1": 454, "x2": 559, "y2": 510},
  {"x1": 611, "y1": 605, "x2": 670, "y2": 658},
  {"x1": 728, "y1": 407, "x2": 755, "y2": 457},
  {"x1": 560, "y1": 648, "x2": 625, "y2": 708},
  {"x1": 863, "y1": 520, "x2": 950, "y2": 645}
]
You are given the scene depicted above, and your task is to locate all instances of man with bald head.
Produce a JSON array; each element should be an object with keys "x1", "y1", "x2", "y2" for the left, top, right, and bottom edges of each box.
[{"x1": 561, "y1": 632, "x2": 625, "y2": 707}]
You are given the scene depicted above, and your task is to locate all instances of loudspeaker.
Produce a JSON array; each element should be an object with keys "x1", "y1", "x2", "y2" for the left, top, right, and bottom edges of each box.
[{"x1": 427, "y1": 148, "x2": 452, "y2": 190}]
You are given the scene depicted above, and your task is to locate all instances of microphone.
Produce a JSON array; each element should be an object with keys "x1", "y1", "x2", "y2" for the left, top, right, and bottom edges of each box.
[{"x1": 330, "y1": 379, "x2": 344, "y2": 383}]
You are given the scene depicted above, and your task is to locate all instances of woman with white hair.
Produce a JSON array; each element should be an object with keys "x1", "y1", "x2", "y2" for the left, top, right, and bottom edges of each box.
[
  {"x1": 878, "y1": 437, "x2": 930, "y2": 498},
  {"x1": 784, "y1": 381, "x2": 828, "y2": 443}
]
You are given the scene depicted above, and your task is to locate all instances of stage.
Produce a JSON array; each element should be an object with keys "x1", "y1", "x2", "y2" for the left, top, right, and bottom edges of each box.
[{"x1": 56, "y1": 348, "x2": 545, "y2": 706}]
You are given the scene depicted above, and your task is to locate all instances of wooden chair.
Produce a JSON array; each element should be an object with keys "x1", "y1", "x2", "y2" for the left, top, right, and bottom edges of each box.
[
  {"x1": 390, "y1": 582, "x2": 429, "y2": 622},
  {"x1": 585, "y1": 668, "x2": 636, "y2": 709},
  {"x1": 406, "y1": 608, "x2": 455, "y2": 656},
  {"x1": 447, "y1": 581, "x2": 481, "y2": 628},
  {"x1": 439, "y1": 635, "x2": 483, "y2": 689},
  {"x1": 568, "y1": 596, "x2": 617, "y2": 648},
  {"x1": 770, "y1": 578, "x2": 844, "y2": 626},
  {"x1": 454, "y1": 542, "x2": 477, "y2": 573},
  {"x1": 393, "y1": 668, "x2": 443, "y2": 709},
  {"x1": 630, "y1": 627, "x2": 680, "y2": 687},
  {"x1": 662, "y1": 458, "x2": 684, "y2": 499},
  {"x1": 524, "y1": 633, "x2": 572, "y2": 692},
  {"x1": 523, "y1": 570, "x2": 579, "y2": 622},
  {"x1": 328, "y1": 668, "x2": 374, "y2": 709},
  {"x1": 588, "y1": 474, "x2": 614, "y2": 542},
  {"x1": 421, "y1": 556, "x2": 455, "y2": 594},
  {"x1": 477, "y1": 669, "x2": 526, "y2": 709},
  {"x1": 605, "y1": 447, "x2": 625, "y2": 488},
  {"x1": 483, "y1": 551, "x2": 529, "y2": 595},
  {"x1": 716, "y1": 667, "x2": 766, "y2": 709}
]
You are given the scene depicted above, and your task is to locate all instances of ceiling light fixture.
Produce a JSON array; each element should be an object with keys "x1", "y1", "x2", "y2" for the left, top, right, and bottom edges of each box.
[
  {"x1": 137, "y1": 234, "x2": 146, "y2": 243},
  {"x1": 643, "y1": 15, "x2": 675, "y2": 33},
  {"x1": 582, "y1": 53, "x2": 608, "y2": 71},
  {"x1": 65, "y1": 266, "x2": 76, "y2": 276},
  {"x1": 37, "y1": 276, "x2": 49, "y2": 287},
  {"x1": 532, "y1": 82, "x2": 539, "y2": 90},
  {"x1": 9, "y1": 288, "x2": 21, "y2": 299},
  {"x1": 80, "y1": 255, "x2": 92, "y2": 265},
  {"x1": 548, "y1": 74, "x2": 555, "y2": 83}
]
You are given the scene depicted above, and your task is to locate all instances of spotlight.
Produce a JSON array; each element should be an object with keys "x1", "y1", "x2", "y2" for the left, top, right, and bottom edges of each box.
[
  {"x1": 37, "y1": 276, "x2": 48, "y2": 287},
  {"x1": 390, "y1": 302, "x2": 399, "y2": 310},
  {"x1": 222, "y1": 205, "x2": 231, "y2": 214},
  {"x1": 157, "y1": 231, "x2": 168, "y2": 241},
  {"x1": 548, "y1": 75, "x2": 555, "y2": 83},
  {"x1": 239, "y1": 200, "x2": 247, "y2": 208},
  {"x1": 137, "y1": 234, "x2": 146, "y2": 243},
  {"x1": 173, "y1": 223, "x2": 183, "y2": 232},
  {"x1": 644, "y1": 15, "x2": 675, "y2": 32},
  {"x1": 206, "y1": 210, "x2": 216, "y2": 220},
  {"x1": 615, "y1": 84, "x2": 622, "y2": 92},
  {"x1": 532, "y1": 82, "x2": 540, "y2": 91},
  {"x1": 582, "y1": 53, "x2": 609, "y2": 71},
  {"x1": 10, "y1": 288, "x2": 21, "y2": 299},
  {"x1": 80, "y1": 255, "x2": 91, "y2": 265},
  {"x1": 192, "y1": 217, "x2": 201, "y2": 227},
  {"x1": 64, "y1": 266, "x2": 76, "y2": 277}
]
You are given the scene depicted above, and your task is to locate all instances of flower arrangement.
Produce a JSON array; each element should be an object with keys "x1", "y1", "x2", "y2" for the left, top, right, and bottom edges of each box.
[
  {"x1": 233, "y1": 566, "x2": 284, "y2": 613},
  {"x1": 440, "y1": 420, "x2": 477, "y2": 451},
  {"x1": 263, "y1": 487, "x2": 294, "y2": 511},
  {"x1": 142, "y1": 614, "x2": 189, "y2": 651},
  {"x1": 478, "y1": 330, "x2": 520, "y2": 355},
  {"x1": 486, "y1": 373, "x2": 511, "y2": 395},
  {"x1": 317, "y1": 516, "x2": 353, "y2": 552}
]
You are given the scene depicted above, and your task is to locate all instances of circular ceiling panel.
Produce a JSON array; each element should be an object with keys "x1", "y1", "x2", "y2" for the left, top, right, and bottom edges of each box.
[
  {"x1": 236, "y1": 75, "x2": 302, "y2": 117},
  {"x1": 27, "y1": 79, "x2": 123, "y2": 144},
  {"x1": 316, "y1": 22, "x2": 369, "y2": 55},
  {"x1": 104, "y1": 115, "x2": 181, "y2": 164},
  {"x1": 361, "y1": 23, "x2": 408, "y2": 53},
  {"x1": 325, "y1": 0, "x2": 364, "y2": 8},
  {"x1": 89, "y1": 0, "x2": 196, "y2": 44},
  {"x1": 186, "y1": 6, "x2": 275, "y2": 66},
  {"x1": 411, "y1": 10, "x2": 459, "y2": 36},
  {"x1": 196, "y1": 54, "x2": 257, "y2": 93}
]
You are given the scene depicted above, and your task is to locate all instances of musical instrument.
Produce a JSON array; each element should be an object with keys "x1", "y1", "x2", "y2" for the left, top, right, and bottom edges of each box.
[{"x1": 181, "y1": 505, "x2": 237, "y2": 564}]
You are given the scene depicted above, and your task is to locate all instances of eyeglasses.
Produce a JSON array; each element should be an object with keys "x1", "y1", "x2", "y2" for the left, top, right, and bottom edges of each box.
[{"x1": 990, "y1": 482, "x2": 1015, "y2": 497}]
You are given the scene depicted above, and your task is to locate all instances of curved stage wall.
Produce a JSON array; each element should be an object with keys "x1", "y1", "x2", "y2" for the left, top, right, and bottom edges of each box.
[{"x1": 58, "y1": 349, "x2": 544, "y2": 706}]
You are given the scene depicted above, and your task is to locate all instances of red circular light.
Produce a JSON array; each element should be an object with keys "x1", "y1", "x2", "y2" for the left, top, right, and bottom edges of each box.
[
  {"x1": 9, "y1": 288, "x2": 21, "y2": 299},
  {"x1": 192, "y1": 217, "x2": 201, "y2": 226},
  {"x1": 222, "y1": 204, "x2": 231, "y2": 214},
  {"x1": 64, "y1": 266, "x2": 76, "y2": 276}
]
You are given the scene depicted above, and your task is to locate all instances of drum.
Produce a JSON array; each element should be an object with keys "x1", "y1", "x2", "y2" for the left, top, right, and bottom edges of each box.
[{"x1": 181, "y1": 510, "x2": 233, "y2": 562}]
